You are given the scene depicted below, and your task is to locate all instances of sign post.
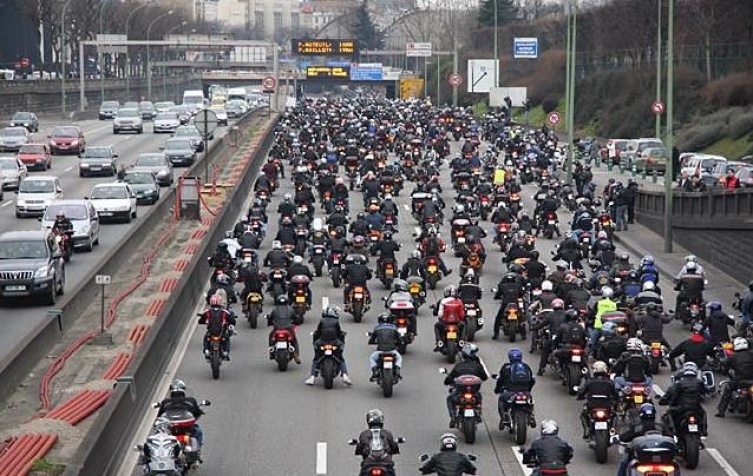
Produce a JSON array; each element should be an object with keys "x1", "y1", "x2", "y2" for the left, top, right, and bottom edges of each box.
[
  {"x1": 92, "y1": 274, "x2": 112, "y2": 345},
  {"x1": 262, "y1": 76, "x2": 277, "y2": 116},
  {"x1": 547, "y1": 111, "x2": 561, "y2": 133},
  {"x1": 406, "y1": 42, "x2": 432, "y2": 57},
  {"x1": 195, "y1": 109, "x2": 218, "y2": 181}
]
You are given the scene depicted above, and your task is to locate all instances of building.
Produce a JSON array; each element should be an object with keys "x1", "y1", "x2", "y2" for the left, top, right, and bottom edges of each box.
[{"x1": 194, "y1": 0, "x2": 310, "y2": 40}]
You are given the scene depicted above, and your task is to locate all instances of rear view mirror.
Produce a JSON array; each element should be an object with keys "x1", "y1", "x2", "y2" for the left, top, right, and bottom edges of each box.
[
  {"x1": 419, "y1": 454, "x2": 429, "y2": 462},
  {"x1": 348, "y1": 438, "x2": 357, "y2": 445}
]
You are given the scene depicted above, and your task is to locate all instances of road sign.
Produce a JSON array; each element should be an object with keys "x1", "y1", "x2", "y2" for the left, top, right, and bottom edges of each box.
[
  {"x1": 406, "y1": 42, "x2": 432, "y2": 57},
  {"x1": 195, "y1": 109, "x2": 218, "y2": 140},
  {"x1": 95, "y1": 275, "x2": 111, "y2": 285},
  {"x1": 467, "y1": 59, "x2": 498, "y2": 93},
  {"x1": 400, "y1": 78, "x2": 425, "y2": 99},
  {"x1": 351, "y1": 63, "x2": 383, "y2": 81},
  {"x1": 514, "y1": 38, "x2": 539, "y2": 59},
  {"x1": 96, "y1": 33, "x2": 128, "y2": 54},
  {"x1": 651, "y1": 100, "x2": 665, "y2": 115},
  {"x1": 262, "y1": 76, "x2": 276, "y2": 92},
  {"x1": 547, "y1": 111, "x2": 561, "y2": 126},
  {"x1": 448, "y1": 73, "x2": 463, "y2": 88}
]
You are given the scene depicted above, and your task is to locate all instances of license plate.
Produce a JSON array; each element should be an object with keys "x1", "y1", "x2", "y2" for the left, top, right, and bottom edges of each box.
[
  {"x1": 6, "y1": 285, "x2": 26, "y2": 291},
  {"x1": 410, "y1": 285, "x2": 420, "y2": 293},
  {"x1": 296, "y1": 296, "x2": 306, "y2": 303},
  {"x1": 428, "y1": 265, "x2": 437, "y2": 273},
  {"x1": 571, "y1": 354, "x2": 581, "y2": 362},
  {"x1": 383, "y1": 361, "x2": 394, "y2": 369},
  {"x1": 99, "y1": 212, "x2": 113, "y2": 216},
  {"x1": 467, "y1": 309, "x2": 477, "y2": 316},
  {"x1": 687, "y1": 424, "x2": 698, "y2": 433},
  {"x1": 508, "y1": 314, "x2": 518, "y2": 320},
  {"x1": 386, "y1": 268, "x2": 393, "y2": 277},
  {"x1": 478, "y1": 318, "x2": 484, "y2": 325},
  {"x1": 250, "y1": 295, "x2": 261, "y2": 302},
  {"x1": 274, "y1": 273, "x2": 282, "y2": 278},
  {"x1": 594, "y1": 421, "x2": 608, "y2": 430},
  {"x1": 457, "y1": 237, "x2": 465, "y2": 243},
  {"x1": 634, "y1": 395, "x2": 643, "y2": 404},
  {"x1": 398, "y1": 327, "x2": 407, "y2": 335},
  {"x1": 333, "y1": 258, "x2": 340, "y2": 265},
  {"x1": 325, "y1": 349, "x2": 333, "y2": 356},
  {"x1": 275, "y1": 342, "x2": 288, "y2": 349},
  {"x1": 447, "y1": 331, "x2": 457, "y2": 339},
  {"x1": 463, "y1": 409, "x2": 475, "y2": 417},
  {"x1": 548, "y1": 220, "x2": 555, "y2": 225},
  {"x1": 354, "y1": 293, "x2": 363, "y2": 299}
]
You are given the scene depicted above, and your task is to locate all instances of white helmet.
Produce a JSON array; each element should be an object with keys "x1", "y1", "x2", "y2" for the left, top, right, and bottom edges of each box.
[
  {"x1": 540, "y1": 419, "x2": 558, "y2": 436},
  {"x1": 293, "y1": 255, "x2": 303, "y2": 264},
  {"x1": 541, "y1": 280, "x2": 553, "y2": 292},
  {"x1": 642, "y1": 281, "x2": 655, "y2": 291},
  {"x1": 384, "y1": 194, "x2": 392, "y2": 201},
  {"x1": 272, "y1": 240, "x2": 282, "y2": 250},
  {"x1": 601, "y1": 286, "x2": 614, "y2": 298},
  {"x1": 627, "y1": 338, "x2": 643, "y2": 352},
  {"x1": 592, "y1": 361, "x2": 608, "y2": 375},
  {"x1": 312, "y1": 218, "x2": 323, "y2": 232},
  {"x1": 733, "y1": 336, "x2": 749, "y2": 351}
]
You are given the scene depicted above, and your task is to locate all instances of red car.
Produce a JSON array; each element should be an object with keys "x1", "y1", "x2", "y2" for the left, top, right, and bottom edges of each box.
[
  {"x1": 48, "y1": 126, "x2": 85, "y2": 155},
  {"x1": 17, "y1": 143, "x2": 53, "y2": 171}
]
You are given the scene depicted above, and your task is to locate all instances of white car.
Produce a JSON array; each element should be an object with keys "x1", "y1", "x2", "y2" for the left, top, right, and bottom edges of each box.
[
  {"x1": 40, "y1": 200, "x2": 100, "y2": 251},
  {"x1": 209, "y1": 106, "x2": 229, "y2": 126},
  {"x1": 0, "y1": 126, "x2": 30, "y2": 152},
  {"x1": 0, "y1": 156, "x2": 27, "y2": 190},
  {"x1": 113, "y1": 108, "x2": 144, "y2": 134},
  {"x1": 88, "y1": 182, "x2": 137, "y2": 223},
  {"x1": 153, "y1": 112, "x2": 180, "y2": 133},
  {"x1": 16, "y1": 175, "x2": 63, "y2": 218}
]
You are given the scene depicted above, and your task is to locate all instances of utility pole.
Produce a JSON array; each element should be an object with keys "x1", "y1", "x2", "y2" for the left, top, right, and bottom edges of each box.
[
  {"x1": 566, "y1": 0, "x2": 577, "y2": 185},
  {"x1": 493, "y1": 0, "x2": 498, "y2": 89},
  {"x1": 663, "y1": 0, "x2": 675, "y2": 253},
  {"x1": 452, "y1": 42, "x2": 458, "y2": 107},
  {"x1": 655, "y1": 0, "x2": 662, "y2": 139}
]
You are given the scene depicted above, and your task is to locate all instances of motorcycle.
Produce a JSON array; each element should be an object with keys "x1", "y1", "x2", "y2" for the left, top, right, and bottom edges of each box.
[
  {"x1": 268, "y1": 267, "x2": 287, "y2": 299},
  {"x1": 329, "y1": 252, "x2": 343, "y2": 287},
  {"x1": 135, "y1": 433, "x2": 185, "y2": 475},
  {"x1": 585, "y1": 398, "x2": 614, "y2": 464},
  {"x1": 424, "y1": 256, "x2": 443, "y2": 290},
  {"x1": 479, "y1": 195, "x2": 491, "y2": 221},
  {"x1": 501, "y1": 301, "x2": 526, "y2": 343},
  {"x1": 349, "y1": 434, "x2": 405, "y2": 476},
  {"x1": 347, "y1": 285, "x2": 369, "y2": 322},
  {"x1": 646, "y1": 341, "x2": 669, "y2": 375},
  {"x1": 384, "y1": 214, "x2": 398, "y2": 234},
  {"x1": 445, "y1": 372, "x2": 483, "y2": 444},
  {"x1": 406, "y1": 276, "x2": 426, "y2": 309},
  {"x1": 541, "y1": 212, "x2": 560, "y2": 239},
  {"x1": 289, "y1": 275, "x2": 311, "y2": 324},
  {"x1": 310, "y1": 245, "x2": 327, "y2": 277},
  {"x1": 158, "y1": 400, "x2": 210, "y2": 471},
  {"x1": 509, "y1": 192, "x2": 522, "y2": 216},
  {"x1": 450, "y1": 218, "x2": 471, "y2": 253},
  {"x1": 495, "y1": 222, "x2": 512, "y2": 251},
  {"x1": 316, "y1": 342, "x2": 342, "y2": 390},
  {"x1": 619, "y1": 382, "x2": 652, "y2": 423},
  {"x1": 676, "y1": 297, "x2": 705, "y2": 326},
  {"x1": 463, "y1": 300, "x2": 484, "y2": 342},
  {"x1": 499, "y1": 390, "x2": 536, "y2": 446},
  {"x1": 669, "y1": 410, "x2": 704, "y2": 469},
  {"x1": 202, "y1": 328, "x2": 229, "y2": 380},
  {"x1": 436, "y1": 318, "x2": 461, "y2": 363},
  {"x1": 618, "y1": 431, "x2": 679, "y2": 476},
  {"x1": 294, "y1": 226, "x2": 309, "y2": 256},
  {"x1": 368, "y1": 229, "x2": 383, "y2": 256},
  {"x1": 720, "y1": 378, "x2": 753, "y2": 422},
  {"x1": 373, "y1": 350, "x2": 400, "y2": 398},
  {"x1": 239, "y1": 228, "x2": 262, "y2": 250},
  {"x1": 557, "y1": 344, "x2": 587, "y2": 395},
  {"x1": 345, "y1": 156, "x2": 359, "y2": 190},
  {"x1": 378, "y1": 258, "x2": 397, "y2": 289},
  {"x1": 269, "y1": 328, "x2": 296, "y2": 371},
  {"x1": 244, "y1": 292, "x2": 263, "y2": 329},
  {"x1": 53, "y1": 229, "x2": 74, "y2": 262}
]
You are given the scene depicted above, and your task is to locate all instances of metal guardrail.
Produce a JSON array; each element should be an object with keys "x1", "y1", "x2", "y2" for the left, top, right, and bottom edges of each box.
[
  {"x1": 636, "y1": 187, "x2": 753, "y2": 229},
  {"x1": 0, "y1": 76, "x2": 198, "y2": 95}
]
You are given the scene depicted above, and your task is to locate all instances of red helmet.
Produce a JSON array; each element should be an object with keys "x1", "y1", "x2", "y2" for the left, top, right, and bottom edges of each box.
[{"x1": 209, "y1": 294, "x2": 223, "y2": 307}]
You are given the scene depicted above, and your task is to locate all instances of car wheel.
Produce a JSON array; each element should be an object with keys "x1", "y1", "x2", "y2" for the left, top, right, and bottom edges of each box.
[
  {"x1": 113, "y1": 129, "x2": 118, "y2": 134},
  {"x1": 15, "y1": 210, "x2": 21, "y2": 218},
  {"x1": 132, "y1": 207, "x2": 138, "y2": 219},
  {"x1": 138, "y1": 128, "x2": 143, "y2": 134},
  {"x1": 46, "y1": 277, "x2": 57, "y2": 305},
  {"x1": 93, "y1": 230, "x2": 99, "y2": 246},
  {"x1": 84, "y1": 235, "x2": 94, "y2": 252},
  {"x1": 124, "y1": 210, "x2": 132, "y2": 223},
  {"x1": 79, "y1": 171, "x2": 85, "y2": 177}
]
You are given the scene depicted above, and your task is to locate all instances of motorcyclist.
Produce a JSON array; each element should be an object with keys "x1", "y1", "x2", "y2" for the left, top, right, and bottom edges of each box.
[
  {"x1": 52, "y1": 210, "x2": 73, "y2": 234},
  {"x1": 587, "y1": 286, "x2": 617, "y2": 356},
  {"x1": 615, "y1": 403, "x2": 667, "y2": 476},
  {"x1": 610, "y1": 252, "x2": 632, "y2": 279},
  {"x1": 433, "y1": 285, "x2": 466, "y2": 351},
  {"x1": 703, "y1": 301, "x2": 735, "y2": 346},
  {"x1": 534, "y1": 298, "x2": 567, "y2": 376},
  {"x1": 380, "y1": 193, "x2": 399, "y2": 218},
  {"x1": 564, "y1": 278, "x2": 591, "y2": 311},
  {"x1": 529, "y1": 280, "x2": 557, "y2": 315},
  {"x1": 264, "y1": 240, "x2": 291, "y2": 269},
  {"x1": 738, "y1": 280, "x2": 753, "y2": 332},
  {"x1": 369, "y1": 313, "x2": 403, "y2": 381},
  {"x1": 354, "y1": 409, "x2": 401, "y2": 476},
  {"x1": 634, "y1": 302, "x2": 672, "y2": 348},
  {"x1": 385, "y1": 280, "x2": 417, "y2": 335},
  {"x1": 658, "y1": 362, "x2": 708, "y2": 437},
  {"x1": 156, "y1": 379, "x2": 205, "y2": 448},
  {"x1": 198, "y1": 294, "x2": 236, "y2": 360},
  {"x1": 522, "y1": 420, "x2": 573, "y2": 474},
  {"x1": 305, "y1": 306, "x2": 352, "y2": 386},
  {"x1": 350, "y1": 211, "x2": 371, "y2": 238},
  {"x1": 458, "y1": 270, "x2": 482, "y2": 302},
  {"x1": 205, "y1": 271, "x2": 237, "y2": 306},
  {"x1": 374, "y1": 231, "x2": 401, "y2": 278},
  {"x1": 552, "y1": 232, "x2": 582, "y2": 268},
  {"x1": 634, "y1": 281, "x2": 663, "y2": 307},
  {"x1": 278, "y1": 194, "x2": 296, "y2": 221},
  {"x1": 237, "y1": 256, "x2": 264, "y2": 309},
  {"x1": 327, "y1": 205, "x2": 349, "y2": 230},
  {"x1": 553, "y1": 309, "x2": 589, "y2": 363},
  {"x1": 400, "y1": 249, "x2": 427, "y2": 280},
  {"x1": 419, "y1": 433, "x2": 477, "y2": 475},
  {"x1": 674, "y1": 261, "x2": 705, "y2": 314},
  {"x1": 275, "y1": 216, "x2": 297, "y2": 248},
  {"x1": 288, "y1": 254, "x2": 313, "y2": 280},
  {"x1": 524, "y1": 251, "x2": 547, "y2": 289},
  {"x1": 266, "y1": 295, "x2": 301, "y2": 364},
  {"x1": 308, "y1": 218, "x2": 330, "y2": 253},
  {"x1": 444, "y1": 344, "x2": 489, "y2": 428},
  {"x1": 612, "y1": 337, "x2": 652, "y2": 393},
  {"x1": 343, "y1": 253, "x2": 373, "y2": 307},
  {"x1": 668, "y1": 323, "x2": 713, "y2": 371},
  {"x1": 495, "y1": 348, "x2": 536, "y2": 430},
  {"x1": 535, "y1": 192, "x2": 560, "y2": 237},
  {"x1": 638, "y1": 255, "x2": 660, "y2": 285},
  {"x1": 492, "y1": 272, "x2": 525, "y2": 340},
  {"x1": 576, "y1": 361, "x2": 619, "y2": 439},
  {"x1": 675, "y1": 254, "x2": 707, "y2": 283},
  {"x1": 716, "y1": 336, "x2": 753, "y2": 417},
  {"x1": 208, "y1": 242, "x2": 234, "y2": 271}
]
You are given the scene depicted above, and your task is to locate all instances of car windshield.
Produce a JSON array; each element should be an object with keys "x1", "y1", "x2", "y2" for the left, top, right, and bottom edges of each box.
[
  {"x1": 19, "y1": 179, "x2": 55, "y2": 193},
  {"x1": 701, "y1": 158, "x2": 725, "y2": 169},
  {"x1": 12, "y1": 112, "x2": 32, "y2": 120},
  {"x1": 82, "y1": 148, "x2": 112, "y2": 158},
  {"x1": 0, "y1": 241, "x2": 48, "y2": 260},
  {"x1": 123, "y1": 102, "x2": 138, "y2": 108},
  {"x1": 52, "y1": 128, "x2": 78, "y2": 138},
  {"x1": 101, "y1": 101, "x2": 118, "y2": 108},
  {"x1": 118, "y1": 109, "x2": 139, "y2": 118},
  {"x1": 0, "y1": 159, "x2": 17, "y2": 170},
  {"x1": 44, "y1": 204, "x2": 87, "y2": 221},
  {"x1": 19, "y1": 144, "x2": 45, "y2": 154},
  {"x1": 165, "y1": 141, "x2": 190, "y2": 150},
  {"x1": 124, "y1": 173, "x2": 154, "y2": 185},
  {"x1": 638, "y1": 141, "x2": 662, "y2": 152},
  {"x1": 91, "y1": 186, "x2": 128, "y2": 199},
  {"x1": 136, "y1": 155, "x2": 164, "y2": 167},
  {"x1": 3, "y1": 129, "x2": 25, "y2": 137},
  {"x1": 139, "y1": 102, "x2": 155, "y2": 110},
  {"x1": 174, "y1": 128, "x2": 197, "y2": 137},
  {"x1": 156, "y1": 113, "x2": 177, "y2": 120}
]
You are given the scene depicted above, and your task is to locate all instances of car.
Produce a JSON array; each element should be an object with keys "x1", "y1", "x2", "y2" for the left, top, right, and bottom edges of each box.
[
  {"x1": 605, "y1": 138, "x2": 629, "y2": 163},
  {"x1": 133, "y1": 153, "x2": 173, "y2": 186},
  {"x1": 173, "y1": 104, "x2": 194, "y2": 125},
  {"x1": 635, "y1": 146, "x2": 670, "y2": 174},
  {"x1": 225, "y1": 100, "x2": 246, "y2": 118},
  {"x1": 621, "y1": 138, "x2": 663, "y2": 169},
  {"x1": 153, "y1": 112, "x2": 180, "y2": 133},
  {"x1": 40, "y1": 200, "x2": 100, "y2": 251},
  {"x1": 113, "y1": 108, "x2": 144, "y2": 134},
  {"x1": 9, "y1": 112, "x2": 39, "y2": 132},
  {"x1": 174, "y1": 125, "x2": 206, "y2": 151},
  {"x1": 88, "y1": 182, "x2": 137, "y2": 223},
  {"x1": 0, "y1": 127, "x2": 31, "y2": 152},
  {"x1": 15, "y1": 175, "x2": 63, "y2": 218},
  {"x1": 17, "y1": 143, "x2": 52, "y2": 171},
  {"x1": 139, "y1": 101, "x2": 157, "y2": 121},
  {"x1": 209, "y1": 106, "x2": 229, "y2": 126},
  {"x1": 122, "y1": 169, "x2": 160, "y2": 205},
  {"x1": 679, "y1": 153, "x2": 727, "y2": 178},
  {"x1": 734, "y1": 165, "x2": 753, "y2": 188},
  {"x1": 79, "y1": 145, "x2": 118, "y2": 177},
  {"x1": 48, "y1": 126, "x2": 85, "y2": 155},
  {"x1": 154, "y1": 101, "x2": 175, "y2": 114},
  {"x1": 0, "y1": 156, "x2": 28, "y2": 190},
  {"x1": 0, "y1": 230, "x2": 65, "y2": 305},
  {"x1": 98, "y1": 100, "x2": 120, "y2": 120},
  {"x1": 123, "y1": 101, "x2": 139, "y2": 109},
  {"x1": 161, "y1": 138, "x2": 197, "y2": 167}
]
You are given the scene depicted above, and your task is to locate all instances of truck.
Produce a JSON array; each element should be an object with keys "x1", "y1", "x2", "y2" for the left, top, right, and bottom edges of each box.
[{"x1": 182, "y1": 90, "x2": 206, "y2": 111}]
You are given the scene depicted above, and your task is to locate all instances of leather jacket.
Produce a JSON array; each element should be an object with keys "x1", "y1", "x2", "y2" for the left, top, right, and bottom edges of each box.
[{"x1": 419, "y1": 451, "x2": 477, "y2": 475}]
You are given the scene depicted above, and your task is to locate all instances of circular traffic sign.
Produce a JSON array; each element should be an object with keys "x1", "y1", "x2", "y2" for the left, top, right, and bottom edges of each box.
[
  {"x1": 448, "y1": 73, "x2": 463, "y2": 88},
  {"x1": 262, "y1": 76, "x2": 277, "y2": 92},
  {"x1": 194, "y1": 109, "x2": 218, "y2": 140},
  {"x1": 547, "y1": 111, "x2": 561, "y2": 126},
  {"x1": 651, "y1": 100, "x2": 665, "y2": 115}
]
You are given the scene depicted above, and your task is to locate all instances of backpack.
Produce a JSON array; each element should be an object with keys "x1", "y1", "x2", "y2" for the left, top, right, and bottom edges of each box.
[
  {"x1": 509, "y1": 362, "x2": 533, "y2": 385},
  {"x1": 363, "y1": 429, "x2": 388, "y2": 463}
]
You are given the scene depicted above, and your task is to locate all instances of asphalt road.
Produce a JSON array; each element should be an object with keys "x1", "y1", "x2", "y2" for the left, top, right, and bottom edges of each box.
[
  {"x1": 0, "y1": 115, "x2": 232, "y2": 368},
  {"x1": 124, "y1": 140, "x2": 748, "y2": 476}
]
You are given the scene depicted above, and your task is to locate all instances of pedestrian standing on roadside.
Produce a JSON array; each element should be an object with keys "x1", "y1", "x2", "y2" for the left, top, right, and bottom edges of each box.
[
  {"x1": 626, "y1": 178, "x2": 639, "y2": 224},
  {"x1": 613, "y1": 182, "x2": 628, "y2": 232}
]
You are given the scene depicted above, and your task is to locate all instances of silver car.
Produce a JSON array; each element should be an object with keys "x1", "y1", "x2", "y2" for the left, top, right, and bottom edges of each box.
[
  {"x1": 0, "y1": 156, "x2": 28, "y2": 190},
  {"x1": 134, "y1": 153, "x2": 173, "y2": 186},
  {"x1": 161, "y1": 139, "x2": 197, "y2": 167},
  {"x1": 113, "y1": 109, "x2": 144, "y2": 134},
  {"x1": 153, "y1": 112, "x2": 180, "y2": 133},
  {"x1": 40, "y1": 200, "x2": 100, "y2": 251},
  {"x1": 79, "y1": 146, "x2": 118, "y2": 177},
  {"x1": 0, "y1": 127, "x2": 30, "y2": 152}
]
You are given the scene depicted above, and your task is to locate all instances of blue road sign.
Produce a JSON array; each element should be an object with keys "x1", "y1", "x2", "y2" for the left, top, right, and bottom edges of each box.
[
  {"x1": 514, "y1": 38, "x2": 539, "y2": 59},
  {"x1": 350, "y1": 64, "x2": 383, "y2": 81}
]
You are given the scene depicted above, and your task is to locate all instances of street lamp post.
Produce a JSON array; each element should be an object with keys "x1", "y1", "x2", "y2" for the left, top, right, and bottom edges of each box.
[
  {"x1": 147, "y1": 10, "x2": 173, "y2": 101},
  {"x1": 565, "y1": 0, "x2": 578, "y2": 185},
  {"x1": 663, "y1": 0, "x2": 675, "y2": 253},
  {"x1": 656, "y1": 0, "x2": 662, "y2": 139},
  {"x1": 493, "y1": 0, "x2": 498, "y2": 89},
  {"x1": 98, "y1": 0, "x2": 112, "y2": 104},
  {"x1": 164, "y1": 21, "x2": 187, "y2": 100},
  {"x1": 60, "y1": 0, "x2": 75, "y2": 115},
  {"x1": 125, "y1": 1, "x2": 150, "y2": 100}
]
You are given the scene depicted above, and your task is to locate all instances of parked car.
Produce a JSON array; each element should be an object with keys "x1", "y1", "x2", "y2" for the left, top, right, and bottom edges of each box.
[
  {"x1": 87, "y1": 182, "x2": 137, "y2": 223},
  {"x1": 679, "y1": 153, "x2": 727, "y2": 178},
  {"x1": 735, "y1": 165, "x2": 753, "y2": 188},
  {"x1": 48, "y1": 126, "x2": 85, "y2": 155},
  {"x1": 15, "y1": 175, "x2": 64, "y2": 218},
  {"x1": 621, "y1": 138, "x2": 663, "y2": 169},
  {"x1": 9, "y1": 111, "x2": 39, "y2": 132},
  {"x1": 161, "y1": 138, "x2": 197, "y2": 167},
  {"x1": 0, "y1": 230, "x2": 65, "y2": 305},
  {"x1": 153, "y1": 112, "x2": 180, "y2": 133},
  {"x1": 17, "y1": 143, "x2": 52, "y2": 171},
  {"x1": 139, "y1": 101, "x2": 157, "y2": 121},
  {"x1": 700, "y1": 160, "x2": 745, "y2": 187},
  {"x1": 134, "y1": 153, "x2": 173, "y2": 186},
  {"x1": 0, "y1": 127, "x2": 30, "y2": 152},
  {"x1": 79, "y1": 146, "x2": 118, "y2": 177},
  {"x1": 174, "y1": 125, "x2": 206, "y2": 151},
  {"x1": 113, "y1": 108, "x2": 144, "y2": 134},
  {"x1": 122, "y1": 169, "x2": 160, "y2": 205},
  {"x1": 605, "y1": 138, "x2": 629, "y2": 164},
  {"x1": 0, "y1": 156, "x2": 28, "y2": 190},
  {"x1": 209, "y1": 105, "x2": 229, "y2": 126},
  {"x1": 98, "y1": 100, "x2": 120, "y2": 120},
  {"x1": 635, "y1": 146, "x2": 669, "y2": 174},
  {"x1": 40, "y1": 200, "x2": 100, "y2": 251}
]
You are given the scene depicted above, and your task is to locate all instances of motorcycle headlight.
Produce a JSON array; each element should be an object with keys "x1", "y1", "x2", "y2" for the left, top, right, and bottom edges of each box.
[
  {"x1": 34, "y1": 265, "x2": 49, "y2": 278},
  {"x1": 70, "y1": 140, "x2": 78, "y2": 145}
]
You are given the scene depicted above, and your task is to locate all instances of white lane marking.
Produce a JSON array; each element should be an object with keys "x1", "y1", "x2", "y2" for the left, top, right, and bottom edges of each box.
[
  {"x1": 0, "y1": 200, "x2": 11, "y2": 208},
  {"x1": 512, "y1": 446, "x2": 533, "y2": 476},
  {"x1": 64, "y1": 165, "x2": 74, "y2": 172},
  {"x1": 708, "y1": 448, "x2": 742, "y2": 476},
  {"x1": 322, "y1": 296, "x2": 329, "y2": 311},
  {"x1": 316, "y1": 442, "x2": 328, "y2": 475},
  {"x1": 403, "y1": 203, "x2": 411, "y2": 212}
]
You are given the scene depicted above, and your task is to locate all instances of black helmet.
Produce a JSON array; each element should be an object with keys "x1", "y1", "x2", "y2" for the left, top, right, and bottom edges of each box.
[
  {"x1": 366, "y1": 409, "x2": 385, "y2": 428},
  {"x1": 503, "y1": 273, "x2": 518, "y2": 283},
  {"x1": 748, "y1": 280, "x2": 753, "y2": 292},
  {"x1": 530, "y1": 250, "x2": 539, "y2": 260},
  {"x1": 169, "y1": 379, "x2": 186, "y2": 399},
  {"x1": 378, "y1": 313, "x2": 392, "y2": 324},
  {"x1": 565, "y1": 309, "x2": 579, "y2": 322}
]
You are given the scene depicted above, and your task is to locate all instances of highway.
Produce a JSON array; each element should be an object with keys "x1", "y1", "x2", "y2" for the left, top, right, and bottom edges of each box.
[
  {"x1": 0, "y1": 116, "x2": 231, "y2": 369},
  {"x1": 123, "y1": 137, "x2": 749, "y2": 476}
]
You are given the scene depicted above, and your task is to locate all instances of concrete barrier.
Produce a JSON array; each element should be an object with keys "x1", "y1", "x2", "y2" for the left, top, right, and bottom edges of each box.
[
  {"x1": 0, "y1": 108, "x2": 263, "y2": 407},
  {"x1": 62, "y1": 113, "x2": 277, "y2": 475}
]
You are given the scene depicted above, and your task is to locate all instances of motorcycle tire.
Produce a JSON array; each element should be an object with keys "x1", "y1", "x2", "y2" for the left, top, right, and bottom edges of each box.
[
  {"x1": 322, "y1": 359, "x2": 336, "y2": 390},
  {"x1": 313, "y1": 257, "x2": 324, "y2": 277},
  {"x1": 513, "y1": 411, "x2": 528, "y2": 446},
  {"x1": 331, "y1": 267, "x2": 341, "y2": 288},
  {"x1": 544, "y1": 228, "x2": 553, "y2": 240},
  {"x1": 445, "y1": 340, "x2": 458, "y2": 364},
  {"x1": 246, "y1": 306, "x2": 258, "y2": 329},
  {"x1": 293, "y1": 306, "x2": 305, "y2": 325},
  {"x1": 465, "y1": 319, "x2": 477, "y2": 342},
  {"x1": 650, "y1": 358, "x2": 660, "y2": 376},
  {"x1": 427, "y1": 274, "x2": 438, "y2": 290},
  {"x1": 462, "y1": 416, "x2": 476, "y2": 444},
  {"x1": 381, "y1": 368, "x2": 394, "y2": 398},
  {"x1": 210, "y1": 351, "x2": 221, "y2": 380},
  {"x1": 397, "y1": 340, "x2": 408, "y2": 355},
  {"x1": 507, "y1": 322, "x2": 518, "y2": 343},
  {"x1": 383, "y1": 276, "x2": 393, "y2": 290},
  {"x1": 594, "y1": 429, "x2": 609, "y2": 464},
  {"x1": 567, "y1": 365, "x2": 580, "y2": 395},
  {"x1": 684, "y1": 434, "x2": 700, "y2": 469},
  {"x1": 745, "y1": 399, "x2": 753, "y2": 423},
  {"x1": 352, "y1": 302, "x2": 363, "y2": 323},
  {"x1": 276, "y1": 349, "x2": 289, "y2": 372}
]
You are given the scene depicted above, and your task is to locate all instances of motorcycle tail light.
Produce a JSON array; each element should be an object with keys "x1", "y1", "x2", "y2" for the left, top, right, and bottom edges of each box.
[
  {"x1": 516, "y1": 394, "x2": 527, "y2": 401},
  {"x1": 594, "y1": 410, "x2": 607, "y2": 419},
  {"x1": 463, "y1": 393, "x2": 473, "y2": 400},
  {"x1": 397, "y1": 318, "x2": 407, "y2": 326},
  {"x1": 369, "y1": 469, "x2": 384, "y2": 476},
  {"x1": 177, "y1": 434, "x2": 190, "y2": 445},
  {"x1": 632, "y1": 386, "x2": 646, "y2": 394},
  {"x1": 652, "y1": 349, "x2": 661, "y2": 357},
  {"x1": 571, "y1": 347, "x2": 583, "y2": 355},
  {"x1": 635, "y1": 464, "x2": 674, "y2": 474}
]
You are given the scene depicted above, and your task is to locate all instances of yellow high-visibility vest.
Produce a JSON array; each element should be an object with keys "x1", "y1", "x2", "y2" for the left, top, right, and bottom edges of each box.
[{"x1": 594, "y1": 298, "x2": 617, "y2": 329}]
